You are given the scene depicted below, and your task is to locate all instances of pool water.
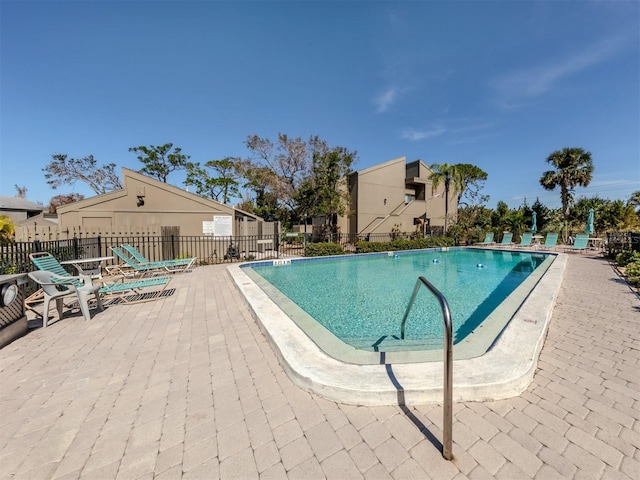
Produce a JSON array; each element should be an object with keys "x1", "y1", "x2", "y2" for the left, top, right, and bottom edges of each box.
[{"x1": 245, "y1": 249, "x2": 550, "y2": 352}]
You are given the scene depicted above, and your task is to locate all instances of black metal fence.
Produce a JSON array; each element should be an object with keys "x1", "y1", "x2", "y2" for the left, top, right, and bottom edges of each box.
[
  {"x1": 0, "y1": 234, "x2": 283, "y2": 275},
  {"x1": 606, "y1": 231, "x2": 640, "y2": 256},
  {"x1": 0, "y1": 230, "x2": 453, "y2": 275}
]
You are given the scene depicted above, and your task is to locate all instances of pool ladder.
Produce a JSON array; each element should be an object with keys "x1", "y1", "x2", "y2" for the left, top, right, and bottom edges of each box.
[{"x1": 400, "y1": 276, "x2": 453, "y2": 460}]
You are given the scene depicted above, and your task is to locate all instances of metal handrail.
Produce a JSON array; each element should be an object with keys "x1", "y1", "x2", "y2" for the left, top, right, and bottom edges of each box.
[{"x1": 400, "y1": 275, "x2": 453, "y2": 460}]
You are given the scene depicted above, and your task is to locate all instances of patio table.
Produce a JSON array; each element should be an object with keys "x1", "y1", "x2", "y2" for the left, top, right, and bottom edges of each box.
[{"x1": 60, "y1": 256, "x2": 113, "y2": 279}]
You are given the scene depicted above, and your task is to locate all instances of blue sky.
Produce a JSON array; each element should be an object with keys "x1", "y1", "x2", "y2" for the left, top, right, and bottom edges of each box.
[{"x1": 1, "y1": 0, "x2": 638, "y2": 210}]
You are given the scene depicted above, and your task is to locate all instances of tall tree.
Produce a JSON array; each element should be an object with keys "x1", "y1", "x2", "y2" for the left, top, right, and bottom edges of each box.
[
  {"x1": 454, "y1": 164, "x2": 489, "y2": 207},
  {"x1": 185, "y1": 157, "x2": 241, "y2": 204},
  {"x1": 428, "y1": 163, "x2": 462, "y2": 233},
  {"x1": 48, "y1": 193, "x2": 85, "y2": 214},
  {"x1": 240, "y1": 163, "x2": 285, "y2": 222},
  {"x1": 540, "y1": 147, "x2": 594, "y2": 221},
  {"x1": 43, "y1": 154, "x2": 122, "y2": 194},
  {"x1": 129, "y1": 143, "x2": 190, "y2": 183},
  {"x1": 295, "y1": 145, "x2": 357, "y2": 229},
  {"x1": 491, "y1": 200, "x2": 511, "y2": 231},
  {"x1": 243, "y1": 134, "x2": 312, "y2": 213}
]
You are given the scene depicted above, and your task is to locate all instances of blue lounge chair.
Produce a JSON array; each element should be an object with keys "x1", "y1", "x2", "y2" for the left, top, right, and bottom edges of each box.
[
  {"x1": 542, "y1": 233, "x2": 558, "y2": 249},
  {"x1": 110, "y1": 246, "x2": 193, "y2": 277},
  {"x1": 122, "y1": 244, "x2": 196, "y2": 271},
  {"x1": 566, "y1": 234, "x2": 589, "y2": 253},
  {"x1": 496, "y1": 232, "x2": 513, "y2": 247},
  {"x1": 475, "y1": 232, "x2": 494, "y2": 246},
  {"x1": 515, "y1": 232, "x2": 533, "y2": 248}
]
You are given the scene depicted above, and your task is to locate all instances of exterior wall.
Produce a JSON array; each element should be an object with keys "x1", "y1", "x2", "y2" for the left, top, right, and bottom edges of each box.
[
  {"x1": 354, "y1": 157, "x2": 409, "y2": 234},
  {"x1": 57, "y1": 168, "x2": 260, "y2": 237},
  {"x1": 343, "y1": 157, "x2": 457, "y2": 235}
]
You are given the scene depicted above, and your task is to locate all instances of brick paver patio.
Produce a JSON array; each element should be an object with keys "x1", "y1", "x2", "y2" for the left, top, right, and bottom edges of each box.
[{"x1": 0, "y1": 251, "x2": 638, "y2": 479}]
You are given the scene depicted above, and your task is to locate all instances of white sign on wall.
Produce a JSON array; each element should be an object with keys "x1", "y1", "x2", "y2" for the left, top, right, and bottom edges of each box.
[
  {"x1": 212, "y1": 215, "x2": 233, "y2": 237},
  {"x1": 202, "y1": 221, "x2": 215, "y2": 236}
]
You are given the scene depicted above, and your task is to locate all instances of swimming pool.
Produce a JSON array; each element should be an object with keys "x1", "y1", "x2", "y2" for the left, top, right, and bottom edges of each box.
[
  {"x1": 228, "y1": 247, "x2": 566, "y2": 404},
  {"x1": 244, "y1": 249, "x2": 550, "y2": 356}
]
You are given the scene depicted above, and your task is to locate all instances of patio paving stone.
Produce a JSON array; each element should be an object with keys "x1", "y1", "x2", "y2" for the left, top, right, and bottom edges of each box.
[{"x1": 0, "y1": 251, "x2": 638, "y2": 478}]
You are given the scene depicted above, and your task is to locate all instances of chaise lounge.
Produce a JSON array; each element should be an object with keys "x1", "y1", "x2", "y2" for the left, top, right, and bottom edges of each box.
[
  {"x1": 110, "y1": 246, "x2": 194, "y2": 277},
  {"x1": 495, "y1": 232, "x2": 514, "y2": 247},
  {"x1": 515, "y1": 232, "x2": 533, "y2": 248},
  {"x1": 122, "y1": 244, "x2": 196, "y2": 271},
  {"x1": 565, "y1": 234, "x2": 589, "y2": 253},
  {"x1": 475, "y1": 232, "x2": 494, "y2": 246},
  {"x1": 541, "y1": 233, "x2": 558, "y2": 250}
]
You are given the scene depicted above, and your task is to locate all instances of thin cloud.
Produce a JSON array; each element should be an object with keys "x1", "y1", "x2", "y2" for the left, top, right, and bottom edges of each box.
[
  {"x1": 400, "y1": 126, "x2": 446, "y2": 141},
  {"x1": 493, "y1": 34, "x2": 629, "y2": 101},
  {"x1": 374, "y1": 87, "x2": 399, "y2": 113}
]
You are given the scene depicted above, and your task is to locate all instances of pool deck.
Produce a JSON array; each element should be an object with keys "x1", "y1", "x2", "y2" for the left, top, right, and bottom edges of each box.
[{"x1": 1, "y1": 250, "x2": 638, "y2": 479}]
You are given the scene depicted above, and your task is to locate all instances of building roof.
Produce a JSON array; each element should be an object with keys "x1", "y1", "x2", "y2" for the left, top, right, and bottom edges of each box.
[
  {"x1": 15, "y1": 212, "x2": 59, "y2": 227},
  {"x1": 0, "y1": 196, "x2": 45, "y2": 212},
  {"x1": 56, "y1": 168, "x2": 263, "y2": 221}
]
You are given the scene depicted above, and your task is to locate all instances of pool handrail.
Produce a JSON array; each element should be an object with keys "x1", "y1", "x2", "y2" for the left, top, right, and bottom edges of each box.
[{"x1": 400, "y1": 276, "x2": 453, "y2": 460}]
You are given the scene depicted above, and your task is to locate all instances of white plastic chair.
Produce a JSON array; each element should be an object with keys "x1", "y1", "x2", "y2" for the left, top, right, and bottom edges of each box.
[{"x1": 27, "y1": 270, "x2": 103, "y2": 327}]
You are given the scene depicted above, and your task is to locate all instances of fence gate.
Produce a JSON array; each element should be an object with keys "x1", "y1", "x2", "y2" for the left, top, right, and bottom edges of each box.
[{"x1": 161, "y1": 226, "x2": 180, "y2": 260}]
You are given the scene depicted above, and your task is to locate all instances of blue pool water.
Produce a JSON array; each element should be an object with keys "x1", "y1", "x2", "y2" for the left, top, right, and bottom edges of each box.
[{"x1": 245, "y1": 249, "x2": 550, "y2": 351}]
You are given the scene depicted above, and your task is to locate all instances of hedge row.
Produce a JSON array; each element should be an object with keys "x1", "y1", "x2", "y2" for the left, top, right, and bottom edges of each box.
[
  {"x1": 304, "y1": 242, "x2": 346, "y2": 257},
  {"x1": 355, "y1": 237, "x2": 455, "y2": 254}
]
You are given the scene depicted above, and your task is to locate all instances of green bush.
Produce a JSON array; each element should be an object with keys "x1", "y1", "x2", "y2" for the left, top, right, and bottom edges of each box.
[
  {"x1": 304, "y1": 242, "x2": 345, "y2": 257},
  {"x1": 625, "y1": 260, "x2": 640, "y2": 286},
  {"x1": 615, "y1": 250, "x2": 640, "y2": 267},
  {"x1": 355, "y1": 237, "x2": 455, "y2": 254}
]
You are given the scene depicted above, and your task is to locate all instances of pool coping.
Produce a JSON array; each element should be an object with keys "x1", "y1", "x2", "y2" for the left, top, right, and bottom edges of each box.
[
  {"x1": 228, "y1": 248, "x2": 567, "y2": 405},
  {"x1": 240, "y1": 249, "x2": 557, "y2": 364}
]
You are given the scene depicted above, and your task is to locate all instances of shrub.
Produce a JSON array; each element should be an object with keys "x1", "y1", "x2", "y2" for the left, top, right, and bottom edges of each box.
[
  {"x1": 304, "y1": 242, "x2": 345, "y2": 257},
  {"x1": 625, "y1": 260, "x2": 640, "y2": 286},
  {"x1": 615, "y1": 250, "x2": 640, "y2": 267},
  {"x1": 355, "y1": 236, "x2": 455, "y2": 253}
]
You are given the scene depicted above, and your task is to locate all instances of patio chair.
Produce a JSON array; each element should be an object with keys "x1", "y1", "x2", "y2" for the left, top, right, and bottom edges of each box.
[
  {"x1": 542, "y1": 233, "x2": 558, "y2": 249},
  {"x1": 121, "y1": 244, "x2": 196, "y2": 271},
  {"x1": 496, "y1": 232, "x2": 513, "y2": 247},
  {"x1": 474, "y1": 232, "x2": 494, "y2": 246},
  {"x1": 515, "y1": 232, "x2": 533, "y2": 248},
  {"x1": 110, "y1": 246, "x2": 192, "y2": 277},
  {"x1": 27, "y1": 269, "x2": 103, "y2": 327},
  {"x1": 565, "y1": 234, "x2": 589, "y2": 253},
  {"x1": 30, "y1": 252, "x2": 172, "y2": 310}
]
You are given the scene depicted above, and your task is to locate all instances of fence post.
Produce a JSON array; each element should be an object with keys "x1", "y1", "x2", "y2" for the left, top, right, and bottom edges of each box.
[
  {"x1": 33, "y1": 239, "x2": 41, "y2": 253},
  {"x1": 73, "y1": 237, "x2": 79, "y2": 259},
  {"x1": 98, "y1": 235, "x2": 102, "y2": 256}
]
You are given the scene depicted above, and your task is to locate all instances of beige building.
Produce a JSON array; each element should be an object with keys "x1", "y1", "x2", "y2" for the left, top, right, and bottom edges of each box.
[
  {"x1": 342, "y1": 156, "x2": 455, "y2": 235},
  {"x1": 56, "y1": 168, "x2": 264, "y2": 237}
]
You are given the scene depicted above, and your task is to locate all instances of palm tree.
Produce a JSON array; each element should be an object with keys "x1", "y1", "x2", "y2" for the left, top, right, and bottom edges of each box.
[
  {"x1": 429, "y1": 163, "x2": 462, "y2": 234},
  {"x1": 540, "y1": 148, "x2": 593, "y2": 239}
]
